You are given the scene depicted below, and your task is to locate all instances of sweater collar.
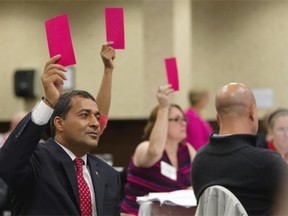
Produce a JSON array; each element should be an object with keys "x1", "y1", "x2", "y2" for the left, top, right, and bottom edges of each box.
[{"x1": 206, "y1": 132, "x2": 258, "y2": 154}]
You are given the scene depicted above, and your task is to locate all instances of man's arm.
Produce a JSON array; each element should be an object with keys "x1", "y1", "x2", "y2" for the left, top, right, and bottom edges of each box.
[{"x1": 0, "y1": 55, "x2": 66, "y2": 189}]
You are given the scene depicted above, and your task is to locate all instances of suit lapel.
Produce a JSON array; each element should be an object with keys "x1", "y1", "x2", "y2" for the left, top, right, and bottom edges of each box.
[
  {"x1": 62, "y1": 159, "x2": 80, "y2": 207},
  {"x1": 46, "y1": 139, "x2": 80, "y2": 209},
  {"x1": 88, "y1": 155, "x2": 105, "y2": 215}
]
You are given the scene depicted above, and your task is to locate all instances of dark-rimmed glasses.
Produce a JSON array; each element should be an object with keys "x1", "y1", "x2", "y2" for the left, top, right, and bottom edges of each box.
[{"x1": 168, "y1": 117, "x2": 189, "y2": 123}]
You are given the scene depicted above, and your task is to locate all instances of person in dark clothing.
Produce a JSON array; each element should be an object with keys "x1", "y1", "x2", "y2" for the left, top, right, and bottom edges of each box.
[
  {"x1": 0, "y1": 42, "x2": 121, "y2": 216},
  {"x1": 191, "y1": 82, "x2": 287, "y2": 216}
]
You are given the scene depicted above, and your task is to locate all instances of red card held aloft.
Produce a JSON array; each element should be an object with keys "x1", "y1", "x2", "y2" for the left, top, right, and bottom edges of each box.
[
  {"x1": 105, "y1": 8, "x2": 125, "y2": 49},
  {"x1": 45, "y1": 14, "x2": 76, "y2": 66},
  {"x1": 165, "y1": 57, "x2": 179, "y2": 91}
]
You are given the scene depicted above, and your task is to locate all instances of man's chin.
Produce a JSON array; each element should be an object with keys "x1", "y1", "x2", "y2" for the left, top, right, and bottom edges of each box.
[
  {"x1": 87, "y1": 140, "x2": 99, "y2": 147},
  {"x1": 91, "y1": 140, "x2": 99, "y2": 146}
]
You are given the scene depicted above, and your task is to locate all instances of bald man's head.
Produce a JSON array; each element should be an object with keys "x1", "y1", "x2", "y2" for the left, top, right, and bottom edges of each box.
[
  {"x1": 215, "y1": 83, "x2": 258, "y2": 134},
  {"x1": 215, "y1": 83, "x2": 256, "y2": 117}
]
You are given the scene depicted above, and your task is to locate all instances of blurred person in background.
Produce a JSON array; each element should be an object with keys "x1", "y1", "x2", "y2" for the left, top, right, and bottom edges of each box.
[
  {"x1": 0, "y1": 111, "x2": 27, "y2": 147},
  {"x1": 265, "y1": 108, "x2": 288, "y2": 161},
  {"x1": 185, "y1": 89, "x2": 213, "y2": 150},
  {"x1": 121, "y1": 85, "x2": 196, "y2": 215},
  {"x1": 0, "y1": 111, "x2": 27, "y2": 215},
  {"x1": 256, "y1": 112, "x2": 270, "y2": 149}
]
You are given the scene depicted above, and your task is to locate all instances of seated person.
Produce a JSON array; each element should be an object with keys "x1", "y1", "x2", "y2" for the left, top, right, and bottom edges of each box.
[
  {"x1": 266, "y1": 108, "x2": 288, "y2": 160},
  {"x1": 0, "y1": 42, "x2": 121, "y2": 216},
  {"x1": 0, "y1": 111, "x2": 28, "y2": 214},
  {"x1": 191, "y1": 83, "x2": 288, "y2": 216},
  {"x1": 121, "y1": 85, "x2": 196, "y2": 215}
]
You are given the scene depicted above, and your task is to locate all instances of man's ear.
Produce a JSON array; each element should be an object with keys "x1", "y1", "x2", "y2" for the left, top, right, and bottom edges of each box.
[
  {"x1": 54, "y1": 116, "x2": 64, "y2": 133},
  {"x1": 249, "y1": 104, "x2": 257, "y2": 122}
]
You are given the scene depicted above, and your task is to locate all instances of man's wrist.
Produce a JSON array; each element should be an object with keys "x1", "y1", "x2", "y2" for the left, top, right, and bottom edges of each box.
[
  {"x1": 104, "y1": 66, "x2": 114, "y2": 71},
  {"x1": 42, "y1": 97, "x2": 54, "y2": 108}
]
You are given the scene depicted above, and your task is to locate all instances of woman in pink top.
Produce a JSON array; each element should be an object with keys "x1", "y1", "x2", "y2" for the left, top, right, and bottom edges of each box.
[{"x1": 185, "y1": 89, "x2": 213, "y2": 150}]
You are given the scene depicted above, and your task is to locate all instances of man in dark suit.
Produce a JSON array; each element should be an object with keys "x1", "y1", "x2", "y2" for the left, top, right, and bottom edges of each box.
[{"x1": 0, "y1": 42, "x2": 120, "y2": 215}]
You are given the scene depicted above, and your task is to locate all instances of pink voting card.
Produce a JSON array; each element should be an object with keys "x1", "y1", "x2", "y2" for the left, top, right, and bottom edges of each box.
[
  {"x1": 45, "y1": 14, "x2": 76, "y2": 66},
  {"x1": 105, "y1": 8, "x2": 125, "y2": 49},
  {"x1": 165, "y1": 58, "x2": 179, "y2": 91}
]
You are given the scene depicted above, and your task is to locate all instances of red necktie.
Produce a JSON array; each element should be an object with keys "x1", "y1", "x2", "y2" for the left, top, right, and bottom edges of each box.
[{"x1": 75, "y1": 158, "x2": 92, "y2": 216}]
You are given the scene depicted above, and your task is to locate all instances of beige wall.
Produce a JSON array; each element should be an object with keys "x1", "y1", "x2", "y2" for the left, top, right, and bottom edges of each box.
[
  {"x1": 0, "y1": 1, "x2": 146, "y2": 120},
  {"x1": 1, "y1": 0, "x2": 288, "y2": 121},
  {"x1": 0, "y1": 0, "x2": 193, "y2": 121},
  {"x1": 192, "y1": 1, "x2": 288, "y2": 119}
]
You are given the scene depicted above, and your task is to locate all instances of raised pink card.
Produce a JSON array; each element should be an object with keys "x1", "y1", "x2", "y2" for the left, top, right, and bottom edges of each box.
[
  {"x1": 165, "y1": 58, "x2": 179, "y2": 91},
  {"x1": 105, "y1": 8, "x2": 125, "y2": 49},
  {"x1": 45, "y1": 14, "x2": 76, "y2": 66}
]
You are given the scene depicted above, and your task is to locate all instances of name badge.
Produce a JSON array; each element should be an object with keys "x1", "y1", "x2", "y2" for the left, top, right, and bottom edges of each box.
[{"x1": 160, "y1": 161, "x2": 177, "y2": 181}]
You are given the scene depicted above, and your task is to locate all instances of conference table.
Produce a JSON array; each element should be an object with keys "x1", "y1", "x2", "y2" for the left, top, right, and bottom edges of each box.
[
  {"x1": 138, "y1": 201, "x2": 197, "y2": 216},
  {"x1": 137, "y1": 189, "x2": 197, "y2": 216}
]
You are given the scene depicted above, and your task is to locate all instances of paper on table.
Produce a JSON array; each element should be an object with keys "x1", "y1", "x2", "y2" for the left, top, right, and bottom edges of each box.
[{"x1": 137, "y1": 189, "x2": 197, "y2": 208}]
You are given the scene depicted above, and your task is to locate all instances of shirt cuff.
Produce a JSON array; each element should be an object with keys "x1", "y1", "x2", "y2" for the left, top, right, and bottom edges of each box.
[{"x1": 31, "y1": 99, "x2": 54, "y2": 125}]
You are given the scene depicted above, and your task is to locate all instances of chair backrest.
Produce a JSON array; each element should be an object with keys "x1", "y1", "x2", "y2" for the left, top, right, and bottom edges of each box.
[{"x1": 195, "y1": 185, "x2": 248, "y2": 216}]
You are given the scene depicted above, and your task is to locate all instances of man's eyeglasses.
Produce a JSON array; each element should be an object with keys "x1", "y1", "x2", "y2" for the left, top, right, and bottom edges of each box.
[{"x1": 168, "y1": 117, "x2": 189, "y2": 123}]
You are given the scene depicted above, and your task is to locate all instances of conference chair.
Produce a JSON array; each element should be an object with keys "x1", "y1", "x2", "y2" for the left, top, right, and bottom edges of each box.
[{"x1": 195, "y1": 185, "x2": 248, "y2": 216}]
